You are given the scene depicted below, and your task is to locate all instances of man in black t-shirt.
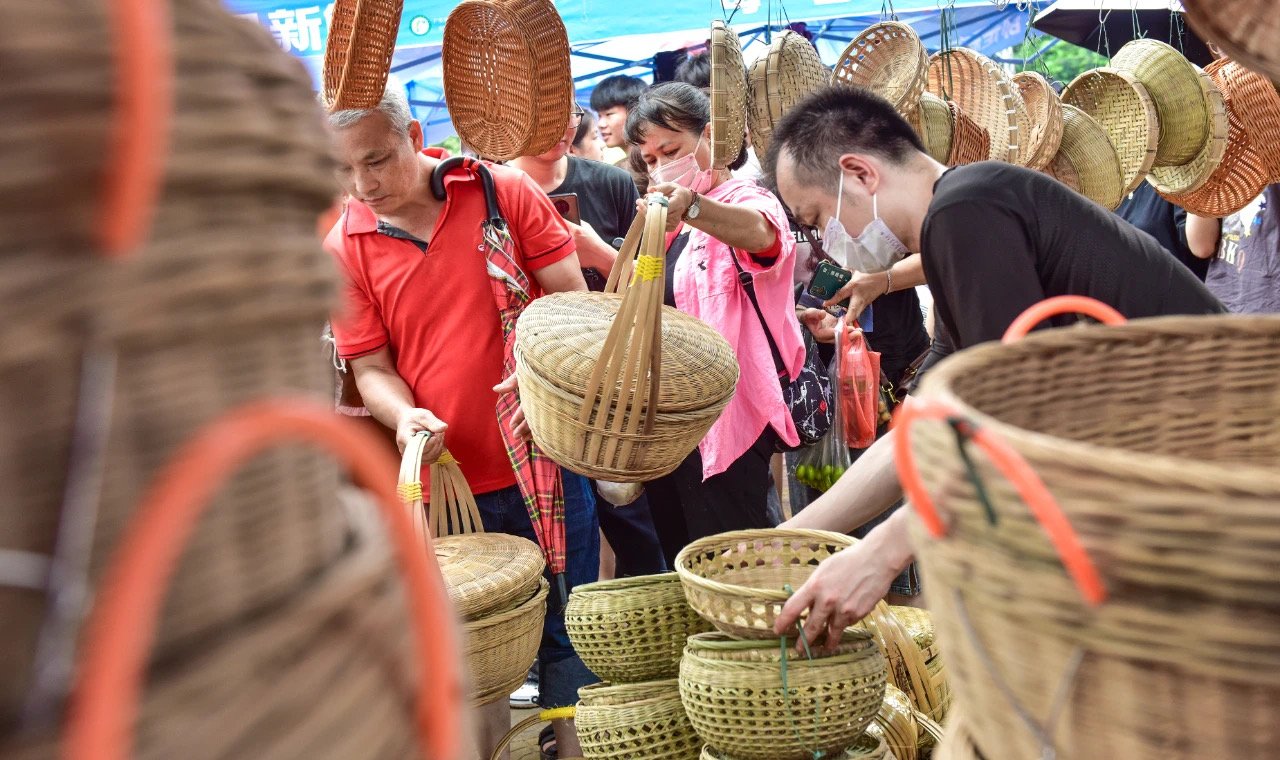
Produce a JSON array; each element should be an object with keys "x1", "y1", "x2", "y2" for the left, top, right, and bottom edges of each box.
[{"x1": 757, "y1": 85, "x2": 1225, "y2": 647}]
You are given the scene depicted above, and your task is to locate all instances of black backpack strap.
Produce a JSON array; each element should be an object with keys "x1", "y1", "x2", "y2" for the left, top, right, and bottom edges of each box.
[{"x1": 729, "y1": 252, "x2": 787, "y2": 378}]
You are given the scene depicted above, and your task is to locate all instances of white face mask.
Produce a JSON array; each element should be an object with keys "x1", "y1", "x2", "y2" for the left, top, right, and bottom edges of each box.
[
  {"x1": 823, "y1": 172, "x2": 909, "y2": 273},
  {"x1": 649, "y1": 134, "x2": 715, "y2": 193}
]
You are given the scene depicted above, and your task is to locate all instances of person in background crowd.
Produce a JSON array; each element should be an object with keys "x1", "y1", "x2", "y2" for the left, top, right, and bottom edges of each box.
[
  {"x1": 625, "y1": 82, "x2": 805, "y2": 566},
  {"x1": 569, "y1": 106, "x2": 607, "y2": 162},
  {"x1": 589, "y1": 75, "x2": 648, "y2": 157},
  {"x1": 673, "y1": 50, "x2": 711, "y2": 90},
  {"x1": 1189, "y1": 185, "x2": 1280, "y2": 313},
  {"x1": 323, "y1": 85, "x2": 598, "y2": 760},
  {"x1": 626, "y1": 143, "x2": 652, "y2": 197},
  {"x1": 1115, "y1": 181, "x2": 1210, "y2": 280},
  {"x1": 762, "y1": 85, "x2": 1225, "y2": 648}
]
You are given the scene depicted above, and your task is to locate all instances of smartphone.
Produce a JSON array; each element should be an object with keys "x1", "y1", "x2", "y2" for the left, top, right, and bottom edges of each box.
[
  {"x1": 800, "y1": 260, "x2": 853, "y2": 311},
  {"x1": 549, "y1": 192, "x2": 581, "y2": 225}
]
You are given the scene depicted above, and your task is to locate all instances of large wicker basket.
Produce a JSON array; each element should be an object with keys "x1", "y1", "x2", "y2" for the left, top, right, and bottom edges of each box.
[
  {"x1": 575, "y1": 679, "x2": 703, "y2": 760},
  {"x1": 831, "y1": 21, "x2": 929, "y2": 120},
  {"x1": 565, "y1": 573, "x2": 713, "y2": 683},
  {"x1": 926, "y1": 48, "x2": 1017, "y2": 162},
  {"x1": 1183, "y1": 0, "x2": 1280, "y2": 88},
  {"x1": 679, "y1": 632, "x2": 887, "y2": 760},
  {"x1": 898, "y1": 314, "x2": 1280, "y2": 760},
  {"x1": 0, "y1": 0, "x2": 344, "y2": 733}
]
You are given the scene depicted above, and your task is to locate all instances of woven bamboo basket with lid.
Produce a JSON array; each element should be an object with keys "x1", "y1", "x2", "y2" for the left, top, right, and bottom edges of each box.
[
  {"x1": 1183, "y1": 0, "x2": 1280, "y2": 86},
  {"x1": 1011, "y1": 71, "x2": 1063, "y2": 172},
  {"x1": 1159, "y1": 58, "x2": 1270, "y2": 217},
  {"x1": 1147, "y1": 67, "x2": 1229, "y2": 197},
  {"x1": 675, "y1": 528, "x2": 856, "y2": 639},
  {"x1": 926, "y1": 48, "x2": 1017, "y2": 163},
  {"x1": 747, "y1": 31, "x2": 828, "y2": 158},
  {"x1": 1062, "y1": 68, "x2": 1158, "y2": 195},
  {"x1": 913, "y1": 92, "x2": 954, "y2": 164},
  {"x1": 700, "y1": 732, "x2": 893, "y2": 760},
  {"x1": 898, "y1": 312, "x2": 1280, "y2": 760},
  {"x1": 441, "y1": 0, "x2": 573, "y2": 160},
  {"x1": 1043, "y1": 104, "x2": 1125, "y2": 210},
  {"x1": 515, "y1": 198, "x2": 739, "y2": 482},
  {"x1": 945, "y1": 102, "x2": 990, "y2": 167},
  {"x1": 0, "y1": 0, "x2": 346, "y2": 731},
  {"x1": 679, "y1": 631, "x2": 887, "y2": 760},
  {"x1": 575, "y1": 679, "x2": 703, "y2": 760},
  {"x1": 464, "y1": 577, "x2": 548, "y2": 707},
  {"x1": 831, "y1": 21, "x2": 929, "y2": 120},
  {"x1": 710, "y1": 21, "x2": 749, "y2": 170},
  {"x1": 1110, "y1": 38, "x2": 1214, "y2": 167},
  {"x1": 435, "y1": 533, "x2": 544, "y2": 621},
  {"x1": 322, "y1": 0, "x2": 403, "y2": 110},
  {"x1": 565, "y1": 572, "x2": 713, "y2": 683}
]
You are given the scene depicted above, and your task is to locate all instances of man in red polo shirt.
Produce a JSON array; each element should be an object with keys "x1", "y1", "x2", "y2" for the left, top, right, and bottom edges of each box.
[{"x1": 325, "y1": 85, "x2": 598, "y2": 759}]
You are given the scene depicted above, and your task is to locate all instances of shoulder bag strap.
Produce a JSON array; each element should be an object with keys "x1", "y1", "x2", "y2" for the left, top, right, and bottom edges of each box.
[{"x1": 729, "y1": 251, "x2": 787, "y2": 377}]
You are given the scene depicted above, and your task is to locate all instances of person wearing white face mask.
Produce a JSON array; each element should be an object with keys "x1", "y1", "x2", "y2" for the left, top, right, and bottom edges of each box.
[
  {"x1": 760, "y1": 85, "x2": 1225, "y2": 652},
  {"x1": 623, "y1": 82, "x2": 806, "y2": 567}
]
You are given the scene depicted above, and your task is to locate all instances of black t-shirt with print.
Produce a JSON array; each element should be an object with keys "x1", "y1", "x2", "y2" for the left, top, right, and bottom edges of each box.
[
  {"x1": 919, "y1": 162, "x2": 1225, "y2": 375},
  {"x1": 550, "y1": 156, "x2": 640, "y2": 291}
]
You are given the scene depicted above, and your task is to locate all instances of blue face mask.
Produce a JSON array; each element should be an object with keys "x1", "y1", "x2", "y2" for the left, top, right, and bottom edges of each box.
[{"x1": 823, "y1": 172, "x2": 909, "y2": 273}]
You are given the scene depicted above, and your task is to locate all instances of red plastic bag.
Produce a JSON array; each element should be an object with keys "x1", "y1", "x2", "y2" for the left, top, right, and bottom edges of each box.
[{"x1": 838, "y1": 316, "x2": 881, "y2": 449}]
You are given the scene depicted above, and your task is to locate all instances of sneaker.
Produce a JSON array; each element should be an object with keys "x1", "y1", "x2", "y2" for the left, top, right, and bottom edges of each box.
[{"x1": 509, "y1": 665, "x2": 539, "y2": 708}]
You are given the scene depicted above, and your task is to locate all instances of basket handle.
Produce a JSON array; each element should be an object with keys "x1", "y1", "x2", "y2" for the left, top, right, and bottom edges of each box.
[
  {"x1": 488, "y1": 707, "x2": 575, "y2": 760},
  {"x1": 398, "y1": 431, "x2": 485, "y2": 541},
  {"x1": 65, "y1": 399, "x2": 463, "y2": 760},
  {"x1": 603, "y1": 212, "x2": 647, "y2": 295},
  {"x1": 891, "y1": 398, "x2": 1107, "y2": 607},
  {"x1": 99, "y1": 0, "x2": 173, "y2": 257},
  {"x1": 1001, "y1": 296, "x2": 1126, "y2": 343}
]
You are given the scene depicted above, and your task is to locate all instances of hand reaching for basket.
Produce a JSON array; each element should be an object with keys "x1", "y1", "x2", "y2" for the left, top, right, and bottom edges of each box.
[
  {"x1": 493, "y1": 373, "x2": 531, "y2": 441},
  {"x1": 395, "y1": 408, "x2": 447, "y2": 459}
]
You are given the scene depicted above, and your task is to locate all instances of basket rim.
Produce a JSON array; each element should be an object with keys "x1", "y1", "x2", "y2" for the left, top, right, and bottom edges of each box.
[
  {"x1": 576, "y1": 677, "x2": 681, "y2": 707},
  {"x1": 915, "y1": 314, "x2": 1280, "y2": 491},
  {"x1": 674, "y1": 528, "x2": 856, "y2": 602},
  {"x1": 461, "y1": 576, "x2": 549, "y2": 631},
  {"x1": 684, "y1": 628, "x2": 875, "y2": 654},
  {"x1": 568, "y1": 572, "x2": 681, "y2": 596}
]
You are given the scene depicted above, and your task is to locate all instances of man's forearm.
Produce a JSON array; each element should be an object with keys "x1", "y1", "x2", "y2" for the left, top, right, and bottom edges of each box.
[
  {"x1": 784, "y1": 429, "x2": 904, "y2": 533},
  {"x1": 354, "y1": 365, "x2": 416, "y2": 430}
]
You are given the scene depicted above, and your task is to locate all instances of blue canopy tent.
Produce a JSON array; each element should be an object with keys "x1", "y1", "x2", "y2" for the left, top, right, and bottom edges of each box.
[{"x1": 224, "y1": 0, "x2": 1039, "y2": 143}]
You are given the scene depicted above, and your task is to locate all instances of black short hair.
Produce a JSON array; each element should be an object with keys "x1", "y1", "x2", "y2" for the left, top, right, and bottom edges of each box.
[
  {"x1": 624, "y1": 82, "x2": 748, "y2": 171},
  {"x1": 673, "y1": 51, "x2": 711, "y2": 90},
  {"x1": 572, "y1": 104, "x2": 597, "y2": 148},
  {"x1": 589, "y1": 75, "x2": 648, "y2": 113},
  {"x1": 763, "y1": 84, "x2": 926, "y2": 189}
]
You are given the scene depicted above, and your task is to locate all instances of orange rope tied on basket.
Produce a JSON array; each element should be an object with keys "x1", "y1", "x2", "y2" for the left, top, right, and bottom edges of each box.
[{"x1": 64, "y1": 400, "x2": 462, "y2": 760}]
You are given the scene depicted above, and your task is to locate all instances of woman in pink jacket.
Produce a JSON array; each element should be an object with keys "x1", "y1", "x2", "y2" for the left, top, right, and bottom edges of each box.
[{"x1": 625, "y1": 82, "x2": 805, "y2": 566}]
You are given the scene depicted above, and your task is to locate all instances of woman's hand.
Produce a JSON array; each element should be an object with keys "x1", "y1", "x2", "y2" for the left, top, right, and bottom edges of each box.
[
  {"x1": 640, "y1": 182, "x2": 693, "y2": 232},
  {"x1": 774, "y1": 536, "x2": 902, "y2": 653}
]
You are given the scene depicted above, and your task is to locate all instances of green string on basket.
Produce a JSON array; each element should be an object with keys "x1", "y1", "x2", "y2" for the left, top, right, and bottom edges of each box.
[
  {"x1": 947, "y1": 417, "x2": 999, "y2": 526},
  {"x1": 780, "y1": 583, "x2": 826, "y2": 760}
]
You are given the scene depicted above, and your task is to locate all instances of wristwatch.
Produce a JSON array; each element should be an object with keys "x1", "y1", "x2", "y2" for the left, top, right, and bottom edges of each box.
[{"x1": 684, "y1": 191, "x2": 702, "y2": 221}]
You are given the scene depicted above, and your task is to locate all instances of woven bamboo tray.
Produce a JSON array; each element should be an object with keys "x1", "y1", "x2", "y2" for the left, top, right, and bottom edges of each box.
[
  {"x1": 1183, "y1": 0, "x2": 1280, "y2": 86},
  {"x1": 914, "y1": 92, "x2": 954, "y2": 164},
  {"x1": 1147, "y1": 67, "x2": 1229, "y2": 197},
  {"x1": 1062, "y1": 68, "x2": 1158, "y2": 195},
  {"x1": 575, "y1": 679, "x2": 703, "y2": 760},
  {"x1": 1111, "y1": 39, "x2": 1212, "y2": 167},
  {"x1": 926, "y1": 48, "x2": 1017, "y2": 162},
  {"x1": 831, "y1": 21, "x2": 928, "y2": 119},
  {"x1": 0, "y1": 0, "x2": 343, "y2": 730},
  {"x1": 747, "y1": 31, "x2": 828, "y2": 158},
  {"x1": 435, "y1": 533, "x2": 544, "y2": 621},
  {"x1": 946, "y1": 101, "x2": 990, "y2": 167},
  {"x1": 1207, "y1": 58, "x2": 1280, "y2": 182},
  {"x1": 565, "y1": 573, "x2": 713, "y2": 683},
  {"x1": 1011, "y1": 71, "x2": 1063, "y2": 171},
  {"x1": 675, "y1": 528, "x2": 856, "y2": 638},
  {"x1": 442, "y1": 0, "x2": 573, "y2": 160},
  {"x1": 464, "y1": 577, "x2": 548, "y2": 707},
  {"x1": 700, "y1": 732, "x2": 892, "y2": 760},
  {"x1": 710, "y1": 21, "x2": 748, "y2": 170},
  {"x1": 902, "y1": 315, "x2": 1280, "y2": 759},
  {"x1": 1046, "y1": 105, "x2": 1124, "y2": 210},
  {"x1": 679, "y1": 632, "x2": 887, "y2": 760},
  {"x1": 1160, "y1": 58, "x2": 1270, "y2": 216},
  {"x1": 322, "y1": 0, "x2": 403, "y2": 110}
]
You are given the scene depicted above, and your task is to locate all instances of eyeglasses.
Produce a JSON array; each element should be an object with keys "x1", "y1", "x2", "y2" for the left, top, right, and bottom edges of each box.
[{"x1": 569, "y1": 109, "x2": 585, "y2": 127}]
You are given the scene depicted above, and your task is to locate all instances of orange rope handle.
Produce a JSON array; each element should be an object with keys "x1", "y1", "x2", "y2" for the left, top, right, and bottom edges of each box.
[
  {"x1": 64, "y1": 399, "x2": 462, "y2": 760},
  {"x1": 892, "y1": 398, "x2": 1107, "y2": 607},
  {"x1": 98, "y1": 0, "x2": 173, "y2": 257},
  {"x1": 1001, "y1": 296, "x2": 1127, "y2": 344}
]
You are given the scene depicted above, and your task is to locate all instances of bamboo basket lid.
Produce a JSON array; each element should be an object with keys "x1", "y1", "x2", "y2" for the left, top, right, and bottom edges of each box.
[
  {"x1": 915, "y1": 92, "x2": 954, "y2": 164},
  {"x1": 1012, "y1": 71, "x2": 1064, "y2": 172},
  {"x1": 946, "y1": 101, "x2": 990, "y2": 167},
  {"x1": 747, "y1": 31, "x2": 828, "y2": 158},
  {"x1": 831, "y1": 21, "x2": 929, "y2": 119},
  {"x1": 1048, "y1": 104, "x2": 1125, "y2": 210},
  {"x1": 441, "y1": 0, "x2": 572, "y2": 161},
  {"x1": 1183, "y1": 0, "x2": 1280, "y2": 86},
  {"x1": 1062, "y1": 68, "x2": 1159, "y2": 195},
  {"x1": 1206, "y1": 57, "x2": 1280, "y2": 182},
  {"x1": 322, "y1": 0, "x2": 404, "y2": 110},
  {"x1": 927, "y1": 48, "x2": 1018, "y2": 162},
  {"x1": 1159, "y1": 58, "x2": 1270, "y2": 217},
  {"x1": 1111, "y1": 39, "x2": 1213, "y2": 167},
  {"x1": 434, "y1": 533, "x2": 545, "y2": 621},
  {"x1": 710, "y1": 21, "x2": 748, "y2": 170},
  {"x1": 1147, "y1": 67, "x2": 1229, "y2": 197}
]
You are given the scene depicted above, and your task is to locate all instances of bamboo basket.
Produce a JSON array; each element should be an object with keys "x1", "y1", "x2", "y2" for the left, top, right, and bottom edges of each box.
[
  {"x1": 856, "y1": 603, "x2": 950, "y2": 723},
  {"x1": 710, "y1": 21, "x2": 748, "y2": 170},
  {"x1": 464, "y1": 578, "x2": 548, "y2": 707},
  {"x1": 866, "y1": 684, "x2": 921, "y2": 760},
  {"x1": 747, "y1": 31, "x2": 828, "y2": 158},
  {"x1": 1110, "y1": 39, "x2": 1213, "y2": 166},
  {"x1": 898, "y1": 313, "x2": 1280, "y2": 759},
  {"x1": 933, "y1": 708, "x2": 982, "y2": 760},
  {"x1": 435, "y1": 533, "x2": 544, "y2": 622},
  {"x1": 564, "y1": 573, "x2": 713, "y2": 683},
  {"x1": 1062, "y1": 68, "x2": 1158, "y2": 195},
  {"x1": 946, "y1": 102, "x2": 990, "y2": 167},
  {"x1": 679, "y1": 632, "x2": 887, "y2": 760},
  {"x1": 926, "y1": 48, "x2": 1017, "y2": 162},
  {"x1": 575, "y1": 679, "x2": 702, "y2": 760},
  {"x1": 675, "y1": 528, "x2": 855, "y2": 638},
  {"x1": 831, "y1": 21, "x2": 929, "y2": 120},
  {"x1": 515, "y1": 197, "x2": 739, "y2": 482},
  {"x1": 1011, "y1": 71, "x2": 1063, "y2": 172},
  {"x1": 700, "y1": 732, "x2": 893, "y2": 760},
  {"x1": 322, "y1": 0, "x2": 403, "y2": 110},
  {"x1": 1045, "y1": 105, "x2": 1125, "y2": 210},
  {"x1": 1183, "y1": 0, "x2": 1280, "y2": 88},
  {"x1": 0, "y1": 0, "x2": 344, "y2": 731},
  {"x1": 1205, "y1": 58, "x2": 1280, "y2": 182},
  {"x1": 1147, "y1": 67, "x2": 1229, "y2": 197},
  {"x1": 914, "y1": 92, "x2": 954, "y2": 164}
]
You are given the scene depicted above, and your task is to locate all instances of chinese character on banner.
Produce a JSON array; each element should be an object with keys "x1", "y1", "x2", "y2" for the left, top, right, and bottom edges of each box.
[{"x1": 268, "y1": 6, "x2": 325, "y2": 53}]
